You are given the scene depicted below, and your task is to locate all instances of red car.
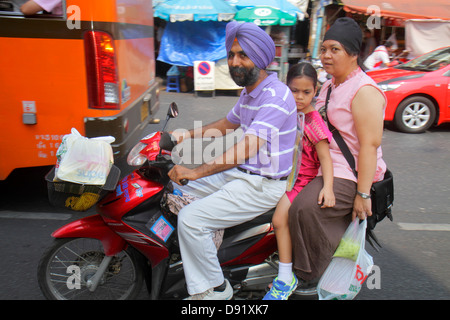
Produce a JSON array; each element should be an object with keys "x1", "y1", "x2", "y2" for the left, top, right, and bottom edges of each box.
[{"x1": 368, "y1": 46, "x2": 450, "y2": 133}]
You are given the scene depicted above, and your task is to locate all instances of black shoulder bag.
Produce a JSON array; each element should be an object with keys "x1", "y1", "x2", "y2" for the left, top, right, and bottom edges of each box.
[{"x1": 321, "y1": 85, "x2": 394, "y2": 250}]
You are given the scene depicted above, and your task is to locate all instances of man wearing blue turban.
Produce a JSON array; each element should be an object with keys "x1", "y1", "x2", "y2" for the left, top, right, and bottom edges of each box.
[
  {"x1": 169, "y1": 21, "x2": 297, "y2": 300},
  {"x1": 225, "y1": 21, "x2": 276, "y2": 71}
]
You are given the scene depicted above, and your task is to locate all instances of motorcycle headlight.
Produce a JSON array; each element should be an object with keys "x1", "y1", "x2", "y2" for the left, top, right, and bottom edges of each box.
[
  {"x1": 379, "y1": 83, "x2": 402, "y2": 91},
  {"x1": 127, "y1": 142, "x2": 148, "y2": 166}
]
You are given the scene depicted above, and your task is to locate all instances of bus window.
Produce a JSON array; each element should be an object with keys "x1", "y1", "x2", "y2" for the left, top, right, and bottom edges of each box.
[{"x1": 0, "y1": 0, "x2": 64, "y2": 17}]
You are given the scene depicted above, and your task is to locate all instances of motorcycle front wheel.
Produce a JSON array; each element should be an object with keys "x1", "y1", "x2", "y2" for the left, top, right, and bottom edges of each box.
[{"x1": 37, "y1": 238, "x2": 144, "y2": 300}]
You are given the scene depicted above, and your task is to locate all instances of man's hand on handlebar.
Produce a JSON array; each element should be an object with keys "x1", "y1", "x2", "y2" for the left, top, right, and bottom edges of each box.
[{"x1": 168, "y1": 165, "x2": 193, "y2": 186}]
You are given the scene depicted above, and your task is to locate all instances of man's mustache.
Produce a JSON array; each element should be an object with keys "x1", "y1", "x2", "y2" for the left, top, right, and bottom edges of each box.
[{"x1": 229, "y1": 66, "x2": 247, "y2": 76}]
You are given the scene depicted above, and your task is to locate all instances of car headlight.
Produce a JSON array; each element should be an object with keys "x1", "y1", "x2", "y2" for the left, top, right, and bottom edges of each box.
[{"x1": 379, "y1": 83, "x2": 402, "y2": 91}]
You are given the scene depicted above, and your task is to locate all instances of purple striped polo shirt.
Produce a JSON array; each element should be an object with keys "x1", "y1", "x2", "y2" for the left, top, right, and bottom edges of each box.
[{"x1": 227, "y1": 73, "x2": 297, "y2": 179}]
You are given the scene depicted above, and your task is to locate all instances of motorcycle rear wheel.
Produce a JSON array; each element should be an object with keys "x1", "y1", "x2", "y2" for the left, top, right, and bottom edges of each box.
[{"x1": 37, "y1": 238, "x2": 144, "y2": 300}]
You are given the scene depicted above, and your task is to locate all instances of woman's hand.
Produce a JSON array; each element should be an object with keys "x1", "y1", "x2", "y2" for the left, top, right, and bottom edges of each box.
[{"x1": 352, "y1": 195, "x2": 372, "y2": 220}]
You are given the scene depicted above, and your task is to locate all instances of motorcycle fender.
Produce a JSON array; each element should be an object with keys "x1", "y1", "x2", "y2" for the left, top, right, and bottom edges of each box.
[{"x1": 51, "y1": 214, "x2": 126, "y2": 256}]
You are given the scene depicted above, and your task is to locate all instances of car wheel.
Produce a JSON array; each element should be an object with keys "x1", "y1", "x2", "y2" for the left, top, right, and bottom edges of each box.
[{"x1": 394, "y1": 96, "x2": 436, "y2": 133}]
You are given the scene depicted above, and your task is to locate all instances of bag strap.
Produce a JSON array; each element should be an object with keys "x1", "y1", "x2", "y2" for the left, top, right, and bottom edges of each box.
[{"x1": 323, "y1": 85, "x2": 358, "y2": 178}]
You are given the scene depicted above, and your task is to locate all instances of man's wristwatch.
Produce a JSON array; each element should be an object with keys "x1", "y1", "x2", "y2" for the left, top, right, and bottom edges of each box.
[{"x1": 356, "y1": 190, "x2": 371, "y2": 199}]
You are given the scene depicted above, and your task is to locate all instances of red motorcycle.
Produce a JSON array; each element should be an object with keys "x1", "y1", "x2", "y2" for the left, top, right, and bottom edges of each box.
[{"x1": 37, "y1": 103, "x2": 285, "y2": 300}]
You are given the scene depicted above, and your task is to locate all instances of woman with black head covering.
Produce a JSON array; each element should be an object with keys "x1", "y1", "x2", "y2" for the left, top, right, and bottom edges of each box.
[{"x1": 288, "y1": 17, "x2": 387, "y2": 292}]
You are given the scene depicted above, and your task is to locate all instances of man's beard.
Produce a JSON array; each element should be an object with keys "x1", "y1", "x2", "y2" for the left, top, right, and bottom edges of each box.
[{"x1": 229, "y1": 65, "x2": 261, "y2": 87}]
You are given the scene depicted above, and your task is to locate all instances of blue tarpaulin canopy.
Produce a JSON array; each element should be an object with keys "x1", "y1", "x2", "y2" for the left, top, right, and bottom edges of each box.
[
  {"x1": 157, "y1": 21, "x2": 229, "y2": 67},
  {"x1": 155, "y1": 0, "x2": 237, "y2": 66}
]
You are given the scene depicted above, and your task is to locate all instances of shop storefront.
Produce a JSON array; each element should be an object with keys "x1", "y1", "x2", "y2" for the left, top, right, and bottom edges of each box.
[{"x1": 309, "y1": 0, "x2": 450, "y2": 60}]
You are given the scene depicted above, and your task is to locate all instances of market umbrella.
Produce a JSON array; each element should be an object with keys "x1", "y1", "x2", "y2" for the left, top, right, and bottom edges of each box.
[
  {"x1": 154, "y1": 0, "x2": 237, "y2": 22},
  {"x1": 233, "y1": 6, "x2": 299, "y2": 26},
  {"x1": 228, "y1": 0, "x2": 303, "y2": 17},
  {"x1": 227, "y1": 0, "x2": 304, "y2": 25}
]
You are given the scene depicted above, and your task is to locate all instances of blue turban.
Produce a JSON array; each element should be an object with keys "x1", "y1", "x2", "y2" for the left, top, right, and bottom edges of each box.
[{"x1": 225, "y1": 21, "x2": 275, "y2": 69}]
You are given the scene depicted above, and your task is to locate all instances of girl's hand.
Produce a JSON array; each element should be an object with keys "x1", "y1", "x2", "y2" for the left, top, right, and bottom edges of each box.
[{"x1": 318, "y1": 188, "x2": 335, "y2": 208}]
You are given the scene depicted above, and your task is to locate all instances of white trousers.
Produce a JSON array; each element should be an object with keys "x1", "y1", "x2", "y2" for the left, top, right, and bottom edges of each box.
[{"x1": 177, "y1": 167, "x2": 286, "y2": 295}]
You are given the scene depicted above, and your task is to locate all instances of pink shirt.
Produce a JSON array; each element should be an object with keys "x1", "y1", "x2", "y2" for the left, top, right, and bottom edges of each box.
[
  {"x1": 34, "y1": 0, "x2": 62, "y2": 15},
  {"x1": 315, "y1": 68, "x2": 387, "y2": 183},
  {"x1": 286, "y1": 110, "x2": 332, "y2": 202}
]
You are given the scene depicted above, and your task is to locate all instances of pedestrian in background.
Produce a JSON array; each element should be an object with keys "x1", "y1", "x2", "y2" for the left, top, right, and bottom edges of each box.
[
  {"x1": 361, "y1": 29, "x2": 377, "y2": 61},
  {"x1": 364, "y1": 41, "x2": 394, "y2": 70}
]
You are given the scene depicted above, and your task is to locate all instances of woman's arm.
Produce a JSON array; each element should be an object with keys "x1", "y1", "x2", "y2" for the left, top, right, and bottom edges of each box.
[{"x1": 352, "y1": 85, "x2": 385, "y2": 220}]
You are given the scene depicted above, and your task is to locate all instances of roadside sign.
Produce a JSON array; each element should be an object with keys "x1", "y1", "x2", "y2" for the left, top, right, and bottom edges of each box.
[{"x1": 194, "y1": 61, "x2": 215, "y2": 92}]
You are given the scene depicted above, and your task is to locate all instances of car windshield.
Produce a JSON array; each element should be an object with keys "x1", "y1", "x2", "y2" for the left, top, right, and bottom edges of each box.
[{"x1": 396, "y1": 47, "x2": 450, "y2": 72}]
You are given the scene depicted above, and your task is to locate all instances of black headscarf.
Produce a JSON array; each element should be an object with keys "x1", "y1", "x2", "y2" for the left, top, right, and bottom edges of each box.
[{"x1": 323, "y1": 17, "x2": 362, "y2": 54}]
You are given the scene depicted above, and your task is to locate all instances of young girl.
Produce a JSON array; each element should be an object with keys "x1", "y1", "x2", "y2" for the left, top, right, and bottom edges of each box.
[{"x1": 263, "y1": 63, "x2": 335, "y2": 300}]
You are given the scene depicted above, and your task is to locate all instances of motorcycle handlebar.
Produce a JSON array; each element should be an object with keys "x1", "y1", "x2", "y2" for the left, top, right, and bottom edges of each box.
[{"x1": 156, "y1": 133, "x2": 189, "y2": 186}]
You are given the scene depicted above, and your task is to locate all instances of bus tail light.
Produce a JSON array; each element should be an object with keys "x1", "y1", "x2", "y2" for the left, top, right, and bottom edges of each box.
[{"x1": 84, "y1": 31, "x2": 119, "y2": 109}]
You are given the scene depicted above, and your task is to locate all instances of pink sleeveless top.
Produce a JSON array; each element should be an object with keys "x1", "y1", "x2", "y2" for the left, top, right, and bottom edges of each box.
[{"x1": 316, "y1": 68, "x2": 387, "y2": 183}]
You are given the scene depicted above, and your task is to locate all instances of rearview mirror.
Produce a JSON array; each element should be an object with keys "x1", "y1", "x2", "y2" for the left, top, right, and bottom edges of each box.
[{"x1": 168, "y1": 102, "x2": 179, "y2": 118}]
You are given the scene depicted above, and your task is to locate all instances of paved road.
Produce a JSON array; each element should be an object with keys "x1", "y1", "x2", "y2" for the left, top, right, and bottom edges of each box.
[{"x1": 0, "y1": 90, "x2": 449, "y2": 300}]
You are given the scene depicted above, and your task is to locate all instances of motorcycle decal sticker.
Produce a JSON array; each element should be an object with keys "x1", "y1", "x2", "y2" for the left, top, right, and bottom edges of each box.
[
  {"x1": 116, "y1": 182, "x2": 131, "y2": 202},
  {"x1": 131, "y1": 183, "x2": 143, "y2": 197},
  {"x1": 135, "y1": 187, "x2": 143, "y2": 197},
  {"x1": 151, "y1": 215, "x2": 174, "y2": 242}
]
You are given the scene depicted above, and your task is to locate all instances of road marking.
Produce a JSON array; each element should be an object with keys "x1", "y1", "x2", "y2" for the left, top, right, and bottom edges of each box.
[
  {"x1": 0, "y1": 211, "x2": 71, "y2": 220},
  {"x1": 398, "y1": 223, "x2": 450, "y2": 231}
]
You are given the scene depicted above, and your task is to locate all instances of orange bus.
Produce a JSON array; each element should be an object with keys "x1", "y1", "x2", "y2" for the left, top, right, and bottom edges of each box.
[{"x1": 0, "y1": 0, "x2": 160, "y2": 180}]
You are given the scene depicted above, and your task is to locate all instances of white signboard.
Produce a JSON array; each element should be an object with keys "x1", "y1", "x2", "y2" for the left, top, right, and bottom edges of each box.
[{"x1": 194, "y1": 61, "x2": 215, "y2": 91}]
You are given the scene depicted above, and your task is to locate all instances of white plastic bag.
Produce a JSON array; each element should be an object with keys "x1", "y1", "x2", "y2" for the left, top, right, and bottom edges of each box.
[
  {"x1": 54, "y1": 128, "x2": 115, "y2": 185},
  {"x1": 317, "y1": 218, "x2": 374, "y2": 300}
]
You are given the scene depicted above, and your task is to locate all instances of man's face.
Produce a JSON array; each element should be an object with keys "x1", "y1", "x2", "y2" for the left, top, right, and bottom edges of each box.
[{"x1": 227, "y1": 40, "x2": 260, "y2": 87}]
